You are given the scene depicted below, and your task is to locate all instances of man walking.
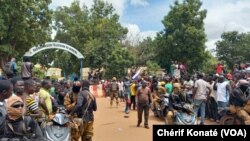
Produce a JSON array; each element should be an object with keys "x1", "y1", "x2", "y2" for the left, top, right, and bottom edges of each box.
[
  {"x1": 136, "y1": 80, "x2": 153, "y2": 129},
  {"x1": 109, "y1": 77, "x2": 119, "y2": 107}
]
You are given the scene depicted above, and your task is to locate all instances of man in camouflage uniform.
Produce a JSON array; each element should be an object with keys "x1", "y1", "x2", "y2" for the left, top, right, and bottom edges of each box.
[
  {"x1": 64, "y1": 81, "x2": 83, "y2": 141},
  {"x1": 70, "y1": 80, "x2": 97, "y2": 141},
  {"x1": 109, "y1": 77, "x2": 119, "y2": 107}
]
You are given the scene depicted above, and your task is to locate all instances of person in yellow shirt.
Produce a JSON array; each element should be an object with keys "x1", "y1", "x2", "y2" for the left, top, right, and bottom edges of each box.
[
  {"x1": 130, "y1": 81, "x2": 137, "y2": 110},
  {"x1": 39, "y1": 79, "x2": 52, "y2": 117},
  {"x1": 153, "y1": 83, "x2": 167, "y2": 111}
]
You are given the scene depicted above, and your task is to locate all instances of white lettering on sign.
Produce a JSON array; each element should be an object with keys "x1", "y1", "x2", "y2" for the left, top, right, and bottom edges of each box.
[{"x1": 24, "y1": 42, "x2": 84, "y2": 59}]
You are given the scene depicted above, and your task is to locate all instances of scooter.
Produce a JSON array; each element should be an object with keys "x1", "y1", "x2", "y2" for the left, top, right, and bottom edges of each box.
[
  {"x1": 153, "y1": 94, "x2": 169, "y2": 124},
  {"x1": 43, "y1": 107, "x2": 72, "y2": 141},
  {"x1": 173, "y1": 103, "x2": 198, "y2": 125}
]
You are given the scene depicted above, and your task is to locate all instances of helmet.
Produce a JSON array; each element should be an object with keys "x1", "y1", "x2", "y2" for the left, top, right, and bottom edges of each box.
[{"x1": 112, "y1": 77, "x2": 117, "y2": 81}]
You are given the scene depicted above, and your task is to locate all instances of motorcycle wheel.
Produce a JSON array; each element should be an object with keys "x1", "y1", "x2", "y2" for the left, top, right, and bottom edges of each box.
[
  {"x1": 233, "y1": 117, "x2": 245, "y2": 125},
  {"x1": 220, "y1": 115, "x2": 234, "y2": 125}
]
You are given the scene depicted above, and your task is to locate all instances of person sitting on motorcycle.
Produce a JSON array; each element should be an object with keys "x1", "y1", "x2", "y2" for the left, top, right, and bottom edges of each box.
[
  {"x1": 0, "y1": 95, "x2": 43, "y2": 140},
  {"x1": 152, "y1": 83, "x2": 167, "y2": 112},
  {"x1": 230, "y1": 79, "x2": 250, "y2": 125},
  {"x1": 166, "y1": 83, "x2": 187, "y2": 125}
]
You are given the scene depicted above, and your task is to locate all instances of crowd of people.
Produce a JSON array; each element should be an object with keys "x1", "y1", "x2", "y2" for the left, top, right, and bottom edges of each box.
[
  {"x1": 103, "y1": 62, "x2": 250, "y2": 126},
  {"x1": 0, "y1": 75, "x2": 97, "y2": 141},
  {"x1": 0, "y1": 55, "x2": 250, "y2": 140}
]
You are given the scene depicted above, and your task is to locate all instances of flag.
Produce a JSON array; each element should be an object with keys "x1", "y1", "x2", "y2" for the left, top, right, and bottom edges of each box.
[{"x1": 132, "y1": 68, "x2": 142, "y2": 80}]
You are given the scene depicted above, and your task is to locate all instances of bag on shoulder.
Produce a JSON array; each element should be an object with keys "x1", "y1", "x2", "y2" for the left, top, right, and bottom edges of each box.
[{"x1": 5, "y1": 62, "x2": 13, "y2": 74}]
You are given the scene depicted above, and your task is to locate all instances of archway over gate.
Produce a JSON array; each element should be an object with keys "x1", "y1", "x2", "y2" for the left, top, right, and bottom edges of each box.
[{"x1": 24, "y1": 42, "x2": 84, "y2": 79}]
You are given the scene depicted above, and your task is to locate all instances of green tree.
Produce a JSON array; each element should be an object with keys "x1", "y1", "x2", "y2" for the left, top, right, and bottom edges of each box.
[
  {"x1": 146, "y1": 61, "x2": 161, "y2": 75},
  {"x1": 53, "y1": 1, "x2": 89, "y2": 74},
  {"x1": 33, "y1": 67, "x2": 46, "y2": 80},
  {"x1": 105, "y1": 47, "x2": 134, "y2": 79},
  {"x1": 85, "y1": 0, "x2": 128, "y2": 69},
  {"x1": 201, "y1": 51, "x2": 218, "y2": 74},
  {"x1": 53, "y1": 0, "x2": 128, "y2": 75},
  {"x1": 128, "y1": 37, "x2": 157, "y2": 67},
  {"x1": 216, "y1": 31, "x2": 250, "y2": 69},
  {"x1": 0, "y1": 0, "x2": 52, "y2": 72},
  {"x1": 53, "y1": 1, "x2": 89, "y2": 51},
  {"x1": 157, "y1": 0, "x2": 207, "y2": 72}
]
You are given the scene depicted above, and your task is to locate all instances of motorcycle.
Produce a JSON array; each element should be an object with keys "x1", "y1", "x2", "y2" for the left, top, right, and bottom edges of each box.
[
  {"x1": 43, "y1": 107, "x2": 72, "y2": 141},
  {"x1": 173, "y1": 103, "x2": 198, "y2": 125},
  {"x1": 219, "y1": 107, "x2": 244, "y2": 125},
  {"x1": 153, "y1": 94, "x2": 169, "y2": 125}
]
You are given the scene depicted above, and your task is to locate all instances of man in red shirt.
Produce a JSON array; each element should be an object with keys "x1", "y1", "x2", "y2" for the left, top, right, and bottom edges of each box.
[{"x1": 216, "y1": 63, "x2": 224, "y2": 74}]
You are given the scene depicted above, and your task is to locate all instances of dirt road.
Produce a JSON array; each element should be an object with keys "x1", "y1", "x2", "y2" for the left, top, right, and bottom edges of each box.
[{"x1": 92, "y1": 97, "x2": 218, "y2": 141}]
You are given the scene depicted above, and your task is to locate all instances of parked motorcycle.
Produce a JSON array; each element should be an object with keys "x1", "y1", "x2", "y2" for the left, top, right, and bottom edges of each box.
[
  {"x1": 173, "y1": 103, "x2": 198, "y2": 125},
  {"x1": 153, "y1": 94, "x2": 169, "y2": 124},
  {"x1": 43, "y1": 107, "x2": 72, "y2": 141},
  {"x1": 219, "y1": 107, "x2": 244, "y2": 125}
]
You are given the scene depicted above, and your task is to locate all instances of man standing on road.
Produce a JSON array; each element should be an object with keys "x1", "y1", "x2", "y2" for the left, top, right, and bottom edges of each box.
[
  {"x1": 64, "y1": 81, "x2": 82, "y2": 141},
  {"x1": 70, "y1": 80, "x2": 97, "y2": 141},
  {"x1": 193, "y1": 73, "x2": 211, "y2": 125},
  {"x1": 136, "y1": 80, "x2": 153, "y2": 129},
  {"x1": 109, "y1": 77, "x2": 119, "y2": 107},
  {"x1": 123, "y1": 77, "x2": 131, "y2": 114}
]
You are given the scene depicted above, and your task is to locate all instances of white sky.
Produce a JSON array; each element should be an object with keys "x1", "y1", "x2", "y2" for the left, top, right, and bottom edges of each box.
[{"x1": 50, "y1": 0, "x2": 250, "y2": 49}]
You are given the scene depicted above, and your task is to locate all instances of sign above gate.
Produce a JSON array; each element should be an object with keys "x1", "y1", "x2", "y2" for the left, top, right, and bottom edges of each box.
[{"x1": 24, "y1": 42, "x2": 84, "y2": 59}]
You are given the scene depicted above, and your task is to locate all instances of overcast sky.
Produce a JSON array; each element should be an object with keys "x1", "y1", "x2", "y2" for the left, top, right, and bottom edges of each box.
[{"x1": 50, "y1": 0, "x2": 250, "y2": 50}]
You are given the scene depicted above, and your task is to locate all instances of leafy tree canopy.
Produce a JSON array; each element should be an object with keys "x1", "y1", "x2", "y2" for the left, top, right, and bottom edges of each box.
[
  {"x1": 156, "y1": 0, "x2": 207, "y2": 72},
  {"x1": 0, "y1": 0, "x2": 52, "y2": 69},
  {"x1": 216, "y1": 31, "x2": 250, "y2": 69},
  {"x1": 53, "y1": 0, "x2": 128, "y2": 77}
]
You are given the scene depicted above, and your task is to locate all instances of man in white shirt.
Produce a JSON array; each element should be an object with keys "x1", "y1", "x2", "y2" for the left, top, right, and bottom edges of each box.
[
  {"x1": 193, "y1": 74, "x2": 211, "y2": 125},
  {"x1": 183, "y1": 75, "x2": 194, "y2": 103},
  {"x1": 214, "y1": 75, "x2": 231, "y2": 117},
  {"x1": 118, "y1": 81, "x2": 124, "y2": 102}
]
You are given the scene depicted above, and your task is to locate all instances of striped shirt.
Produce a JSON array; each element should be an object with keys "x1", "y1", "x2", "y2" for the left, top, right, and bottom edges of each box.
[{"x1": 26, "y1": 96, "x2": 39, "y2": 115}]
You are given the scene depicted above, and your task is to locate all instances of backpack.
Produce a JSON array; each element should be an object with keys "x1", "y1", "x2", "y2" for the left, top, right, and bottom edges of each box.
[
  {"x1": 111, "y1": 82, "x2": 118, "y2": 91},
  {"x1": 4, "y1": 62, "x2": 13, "y2": 75}
]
